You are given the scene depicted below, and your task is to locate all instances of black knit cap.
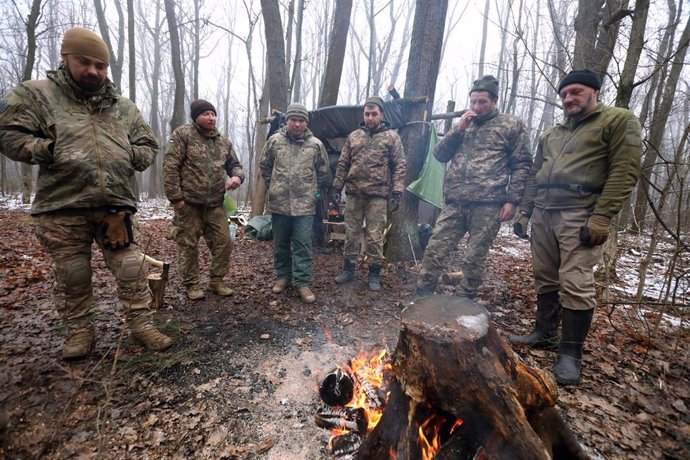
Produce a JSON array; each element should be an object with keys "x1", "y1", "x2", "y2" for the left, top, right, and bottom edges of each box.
[
  {"x1": 470, "y1": 75, "x2": 499, "y2": 97},
  {"x1": 190, "y1": 99, "x2": 216, "y2": 121},
  {"x1": 557, "y1": 69, "x2": 601, "y2": 93}
]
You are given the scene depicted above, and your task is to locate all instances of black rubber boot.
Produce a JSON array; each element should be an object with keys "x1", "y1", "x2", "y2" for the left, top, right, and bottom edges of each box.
[
  {"x1": 368, "y1": 264, "x2": 382, "y2": 291},
  {"x1": 508, "y1": 290, "x2": 561, "y2": 350},
  {"x1": 335, "y1": 259, "x2": 356, "y2": 284},
  {"x1": 554, "y1": 308, "x2": 594, "y2": 385}
]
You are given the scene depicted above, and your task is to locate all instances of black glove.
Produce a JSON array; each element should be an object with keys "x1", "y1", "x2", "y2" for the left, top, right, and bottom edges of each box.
[
  {"x1": 388, "y1": 193, "x2": 401, "y2": 212},
  {"x1": 331, "y1": 189, "x2": 341, "y2": 204},
  {"x1": 513, "y1": 212, "x2": 530, "y2": 240},
  {"x1": 101, "y1": 209, "x2": 134, "y2": 251}
]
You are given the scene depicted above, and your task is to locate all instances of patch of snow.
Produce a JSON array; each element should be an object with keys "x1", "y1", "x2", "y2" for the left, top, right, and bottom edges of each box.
[{"x1": 456, "y1": 311, "x2": 489, "y2": 336}]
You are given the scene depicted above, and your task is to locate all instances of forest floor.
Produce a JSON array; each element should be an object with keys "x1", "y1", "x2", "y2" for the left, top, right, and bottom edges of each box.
[{"x1": 0, "y1": 198, "x2": 688, "y2": 459}]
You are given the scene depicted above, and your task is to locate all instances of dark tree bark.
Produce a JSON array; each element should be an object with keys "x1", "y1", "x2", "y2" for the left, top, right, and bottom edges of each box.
[
  {"x1": 386, "y1": 0, "x2": 448, "y2": 262},
  {"x1": 164, "y1": 0, "x2": 186, "y2": 131},
  {"x1": 614, "y1": 0, "x2": 649, "y2": 109},
  {"x1": 127, "y1": 0, "x2": 135, "y2": 102},
  {"x1": 318, "y1": 0, "x2": 352, "y2": 107},
  {"x1": 93, "y1": 0, "x2": 124, "y2": 91}
]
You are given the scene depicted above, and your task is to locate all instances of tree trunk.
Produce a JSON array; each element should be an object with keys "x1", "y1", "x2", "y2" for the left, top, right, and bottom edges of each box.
[
  {"x1": 164, "y1": 0, "x2": 186, "y2": 132},
  {"x1": 318, "y1": 0, "x2": 352, "y2": 107},
  {"x1": 290, "y1": 0, "x2": 305, "y2": 102},
  {"x1": 614, "y1": 0, "x2": 649, "y2": 109},
  {"x1": 478, "y1": 0, "x2": 490, "y2": 78},
  {"x1": 93, "y1": 0, "x2": 123, "y2": 91},
  {"x1": 359, "y1": 295, "x2": 587, "y2": 459},
  {"x1": 387, "y1": 0, "x2": 448, "y2": 262},
  {"x1": 127, "y1": 0, "x2": 135, "y2": 101}
]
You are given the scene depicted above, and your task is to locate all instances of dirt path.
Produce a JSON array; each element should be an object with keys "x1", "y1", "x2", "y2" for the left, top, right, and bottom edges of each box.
[{"x1": 0, "y1": 208, "x2": 687, "y2": 459}]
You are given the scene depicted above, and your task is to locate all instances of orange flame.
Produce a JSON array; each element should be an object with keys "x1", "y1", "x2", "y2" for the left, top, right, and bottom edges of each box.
[{"x1": 418, "y1": 413, "x2": 463, "y2": 460}]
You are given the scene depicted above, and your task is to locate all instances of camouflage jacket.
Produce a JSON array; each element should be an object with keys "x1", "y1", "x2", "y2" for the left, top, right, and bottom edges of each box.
[
  {"x1": 333, "y1": 121, "x2": 406, "y2": 198},
  {"x1": 0, "y1": 69, "x2": 158, "y2": 215},
  {"x1": 259, "y1": 127, "x2": 332, "y2": 216},
  {"x1": 163, "y1": 123, "x2": 244, "y2": 208},
  {"x1": 434, "y1": 110, "x2": 531, "y2": 205},
  {"x1": 520, "y1": 104, "x2": 641, "y2": 218}
]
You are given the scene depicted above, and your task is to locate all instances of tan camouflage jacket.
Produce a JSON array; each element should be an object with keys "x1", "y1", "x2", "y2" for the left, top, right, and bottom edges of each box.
[
  {"x1": 0, "y1": 69, "x2": 158, "y2": 214},
  {"x1": 163, "y1": 123, "x2": 244, "y2": 208},
  {"x1": 520, "y1": 104, "x2": 641, "y2": 218},
  {"x1": 259, "y1": 127, "x2": 331, "y2": 216},
  {"x1": 333, "y1": 121, "x2": 406, "y2": 198},
  {"x1": 434, "y1": 110, "x2": 532, "y2": 205}
]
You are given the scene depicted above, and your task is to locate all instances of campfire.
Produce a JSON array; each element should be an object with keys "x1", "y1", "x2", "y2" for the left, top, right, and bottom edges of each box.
[{"x1": 315, "y1": 296, "x2": 590, "y2": 460}]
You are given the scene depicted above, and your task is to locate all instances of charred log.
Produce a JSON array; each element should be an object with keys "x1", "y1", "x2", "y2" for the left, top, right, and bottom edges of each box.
[
  {"x1": 315, "y1": 406, "x2": 368, "y2": 435},
  {"x1": 358, "y1": 295, "x2": 588, "y2": 460},
  {"x1": 320, "y1": 368, "x2": 355, "y2": 406}
]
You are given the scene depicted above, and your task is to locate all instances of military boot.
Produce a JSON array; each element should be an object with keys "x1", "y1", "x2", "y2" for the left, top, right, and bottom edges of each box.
[
  {"x1": 368, "y1": 264, "x2": 382, "y2": 291},
  {"x1": 335, "y1": 259, "x2": 356, "y2": 284},
  {"x1": 187, "y1": 285, "x2": 205, "y2": 300},
  {"x1": 509, "y1": 291, "x2": 561, "y2": 350},
  {"x1": 209, "y1": 280, "x2": 234, "y2": 296},
  {"x1": 272, "y1": 278, "x2": 289, "y2": 294},
  {"x1": 554, "y1": 308, "x2": 593, "y2": 385},
  {"x1": 129, "y1": 314, "x2": 173, "y2": 352},
  {"x1": 62, "y1": 325, "x2": 96, "y2": 360},
  {"x1": 297, "y1": 286, "x2": 316, "y2": 303}
]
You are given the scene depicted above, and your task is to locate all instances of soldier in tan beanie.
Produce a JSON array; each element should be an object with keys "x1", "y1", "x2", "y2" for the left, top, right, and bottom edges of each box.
[{"x1": 0, "y1": 27, "x2": 173, "y2": 359}]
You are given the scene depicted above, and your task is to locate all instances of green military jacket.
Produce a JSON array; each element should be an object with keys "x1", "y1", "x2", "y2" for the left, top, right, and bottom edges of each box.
[
  {"x1": 0, "y1": 69, "x2": 158, "y2": 215},
  {"x1": 521, "y1": 104, "x2": 642, "y2": 218},
  {"x1": 434, "y1": 110, "x2": 532, "y2": 205},
  {"x1": 163, "y1": 122, "x2": 244, "y2": 208},
  {"x1": 333, "y1": 121, "x2": 406, "y2": 198},
  {"x1": 259, "y1": 127, "x2": 331, "y2": 216}
]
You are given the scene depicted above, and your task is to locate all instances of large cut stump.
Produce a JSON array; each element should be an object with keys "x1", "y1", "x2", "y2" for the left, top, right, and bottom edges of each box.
[{"x1": 358, "y1": 295, "x2": 587, "y2": 459}]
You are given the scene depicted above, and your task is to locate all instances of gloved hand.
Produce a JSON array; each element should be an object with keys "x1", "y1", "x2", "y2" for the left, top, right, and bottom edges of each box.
[
  {"x1": 513, "y1": 212, "x2": 530, "y2": 240},
  {"x1": 101, "y1": 209, "x2": 134, "y2": 251},
  {"x1": 388, "y1": 193, "x2": 401, "y2": 212},
  {"x1": 331, "y1": 189, "x2": 341, "y2": 204},
  {"x1": 579, "y1": 214, "x2": 611, "y2": 247}
]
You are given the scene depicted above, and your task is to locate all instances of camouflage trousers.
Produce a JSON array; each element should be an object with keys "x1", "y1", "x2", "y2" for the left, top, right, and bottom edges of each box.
[
  {"x1": 173, "y1": 203, "x2": 231, "y2": 288},
  {"x1": 417, "y1": 202, "x2": 502, "y2": 297},
  {"x1": 271, "y1": 213, "x2": 313, "y2": 287},
  {"x1": 343, "y1": 195, "x2": 387, "y2": 264},
  {"x1": 32, "y1": 209, "x2": 155, "y2": 330},
  {"x1": 531, "y1": 208, "x2": 603, "y2": 311}
]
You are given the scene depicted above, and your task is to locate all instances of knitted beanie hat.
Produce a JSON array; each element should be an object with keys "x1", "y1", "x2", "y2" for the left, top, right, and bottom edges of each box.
[
  {"x1": 364, "y1": 96, "x2": 384, "y2": 110},
  {"x1": 470, "y1": 75, "x2": 499, "y2": 97},
  {"x1": 61, "y1": 27, "x2": 110, "y2": 63},
  {"x1": 285, "y1": 103, "x2": 309, "y2": 121},
  {"x1": 190, "y1": 99, "x2": 216, "y2": 121},
  {"x1": 557, "y1": 69, "x2": 601, "y2": 93}
]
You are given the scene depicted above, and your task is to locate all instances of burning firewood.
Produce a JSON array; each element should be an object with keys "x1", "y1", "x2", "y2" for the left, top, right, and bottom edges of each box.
[
  {"x1": 328, "y1": 432, "x2": 361, "y2": 457},
  {"x1": 314, "y1": 406, "x2": 368, "y2": 435},
  {"x1": 319, "y1": 368, "x2": 355, "y2": 406}
]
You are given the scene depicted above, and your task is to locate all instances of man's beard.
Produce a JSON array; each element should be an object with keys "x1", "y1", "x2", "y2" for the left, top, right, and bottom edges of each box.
[{"x1": 75, "y1": 77, "x2": 103, "y2": 93}]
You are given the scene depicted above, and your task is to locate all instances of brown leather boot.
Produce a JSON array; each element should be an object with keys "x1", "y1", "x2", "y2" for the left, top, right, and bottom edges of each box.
[
  {"x1": 297, "y1": 286, "x2": 316, "y2": 303},
  {"x1": 209, "y1": 281, "x2": 234, "y2": 296},
  {"x1": 129, "y1": 315, "x2": 173, "y2": 352},
  {"x1": 62, "y1": 326, "x2": 95, "y2": 360},
  {"x1": 186, "y1": 285, "x2": 205, "y2": 300},
  {"x1": 272, "y1": 278, "x2": 290, "y2": 294}
]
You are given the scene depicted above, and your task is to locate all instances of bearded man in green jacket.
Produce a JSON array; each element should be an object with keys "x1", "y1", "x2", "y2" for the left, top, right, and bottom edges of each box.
[
  {"x1": 0, "y1": 27, "x2": 172, "y2": 359},
  {"x1": 510, "y1": 69, "x2": 642, "y2": 385}
]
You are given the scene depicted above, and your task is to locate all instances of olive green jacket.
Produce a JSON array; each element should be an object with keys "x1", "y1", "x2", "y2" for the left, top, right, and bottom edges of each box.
[{"x1": 521, "y1": 104, "x2": 642, "y2": 218}]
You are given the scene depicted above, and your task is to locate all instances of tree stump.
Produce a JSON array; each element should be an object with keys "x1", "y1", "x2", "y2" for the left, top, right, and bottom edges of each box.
[
  {"x1": 358, "y1": 295, "x2": 588, "y2": 460},
  {"x1": 144, "y1": 255, "x2": 169, "y2": 309}
]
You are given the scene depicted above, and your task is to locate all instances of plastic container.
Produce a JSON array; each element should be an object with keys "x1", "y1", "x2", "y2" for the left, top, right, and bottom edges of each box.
[{"x1": 229, "y1": 223, "x2": 238, "y2": 240}]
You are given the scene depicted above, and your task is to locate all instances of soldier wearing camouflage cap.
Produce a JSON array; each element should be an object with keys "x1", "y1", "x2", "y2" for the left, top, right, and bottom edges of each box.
[
  {"x1": 0, "y1": 27, "x2": 172, "y2": 359},
  {"x1": 259, "y1": 103, "x2": 332, "y2": 303},
  {"x1": 415, "y1": 75, "x2": 532, "y2": 299},
  {"x1": 332, "y1": 96, "x2": 406, "y2": 291},
  {"x1": 163, "y1": 99, "x2": 244, "y2": 300}
]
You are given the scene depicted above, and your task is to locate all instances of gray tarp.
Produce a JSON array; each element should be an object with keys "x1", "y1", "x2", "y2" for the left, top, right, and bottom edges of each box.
[{"x1": 243, "y1": 215, "x2": 273, "y2": 241}]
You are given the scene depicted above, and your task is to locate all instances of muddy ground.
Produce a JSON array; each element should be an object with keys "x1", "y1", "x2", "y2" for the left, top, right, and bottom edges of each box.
[{"x1": 0, "y1": 206, "x2": 688, "y2": 459}]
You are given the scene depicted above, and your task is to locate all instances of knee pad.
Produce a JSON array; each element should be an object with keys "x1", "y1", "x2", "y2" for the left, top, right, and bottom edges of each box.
[
  {"x1": 65, "y1": 257, "x2": 92, "y2": 287},
  {"x1": 119, "y1": 253, "x2": 145, "y2": 281}
]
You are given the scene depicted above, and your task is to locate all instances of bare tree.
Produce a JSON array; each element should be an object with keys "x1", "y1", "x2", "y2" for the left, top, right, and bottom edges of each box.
[
  {"x1": 164, "y1": 0, "x2": 186, "y2": 131},
  {"x1": 318, "y1": 0, "x2": 352, "y2": 107},
  {"x1": 387, "y1": 0, "x2": 449, "y2": 261},
  {"x1": 93, "y1": 0, "x2": 125, "y2": 91}
]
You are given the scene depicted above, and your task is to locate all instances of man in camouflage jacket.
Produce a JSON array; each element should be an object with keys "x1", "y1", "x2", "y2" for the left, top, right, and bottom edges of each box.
[
  {"x1": 510, "y1": 69, "x2": 641, "y2": 385},
  {"x1": 163, "y1": 99, "x2": 244, "y2": 300},
  {"x1": 415, "y1": 75, "x2": 532, "y2": 298},
  {"x1": 259, "y1": 103, "x2": 331, "y2": 304},
  {"x1": 0, "y1": 27, "x2": 172, "y2": 359},
  {"x1": 332, "y1": 96, "x2": 406, "y2": 291}
]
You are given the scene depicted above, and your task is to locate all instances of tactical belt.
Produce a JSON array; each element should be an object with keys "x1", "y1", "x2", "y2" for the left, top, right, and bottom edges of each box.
[{"x1": 537, "y1": 183, "x2": 603, "y2": 193}]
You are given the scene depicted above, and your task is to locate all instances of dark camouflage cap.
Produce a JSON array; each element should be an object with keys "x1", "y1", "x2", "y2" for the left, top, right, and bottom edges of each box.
[{"x1": 470, "y1": 75, "x2": 499, "y2": 97}]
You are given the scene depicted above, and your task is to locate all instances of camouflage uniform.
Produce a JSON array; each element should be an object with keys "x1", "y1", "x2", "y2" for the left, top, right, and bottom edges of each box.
[
  {"x1": 0, "y1": 65, "x2": 167, "y2": 351},
  {"x1": 417, "y1": 109, "x2": 532, "y2": 296},
  {"x1": 259, "y1": 126, "x2": 331, "y2": 287},
  {"x1": 163, "y1": 123, "x2": 244, "y2": 289},
  {"x1": 333, "y1": 121, "x2": 406, "y2": 264}
]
